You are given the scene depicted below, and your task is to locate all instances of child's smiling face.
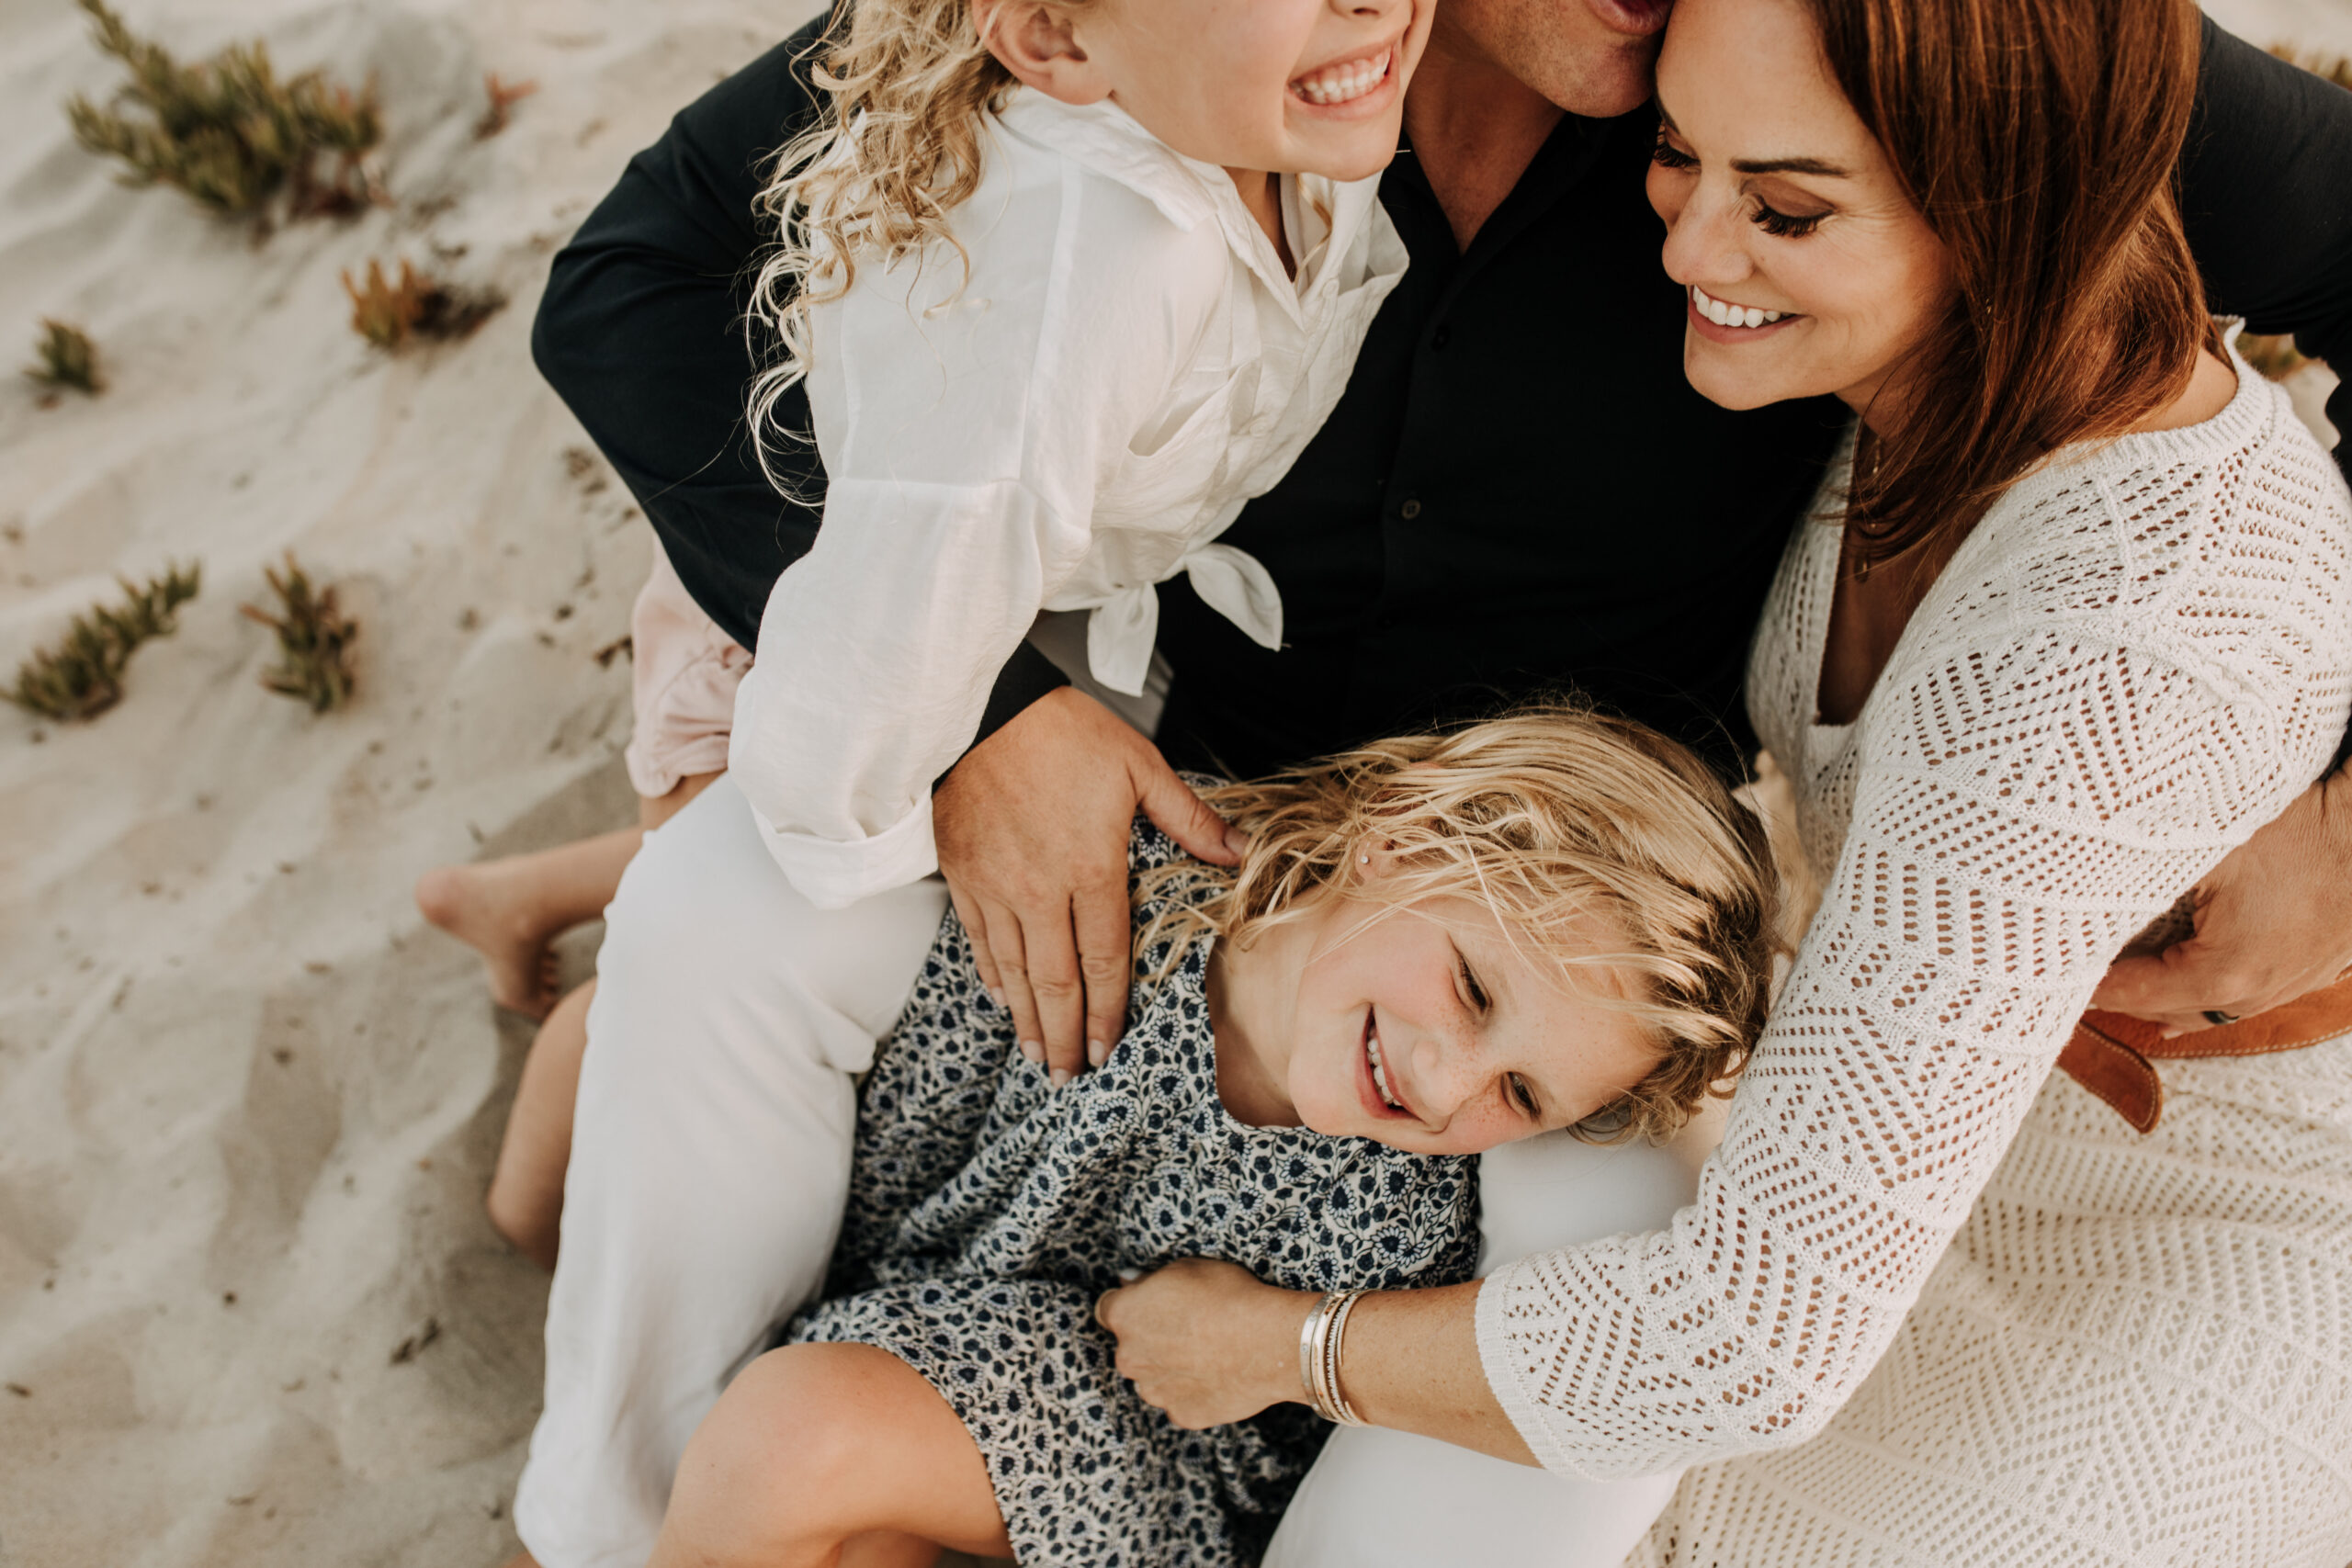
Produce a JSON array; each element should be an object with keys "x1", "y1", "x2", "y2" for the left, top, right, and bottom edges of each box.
[
  {"x1": 1212, "y1": 876, "x2": 1667, "y2": 1157},
  {"x1": 984, "y1": 0, "x2": 1435, "y2": 183}
]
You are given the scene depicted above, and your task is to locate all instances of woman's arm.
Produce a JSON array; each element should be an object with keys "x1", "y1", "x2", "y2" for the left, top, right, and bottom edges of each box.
[
  {"x1": 2094, "y1": 22, "x2": 2352, "y2": 1026},
  {"x1": 1108, "y1": 646, "x2": 2312, "y2": 1471},
  {"x1": 1112, "y1": 467, "x2": 2352, "y2": 1473},
  {"x1": 1099, "y1": 1259, "x2": 1531, "y2": 1460}
]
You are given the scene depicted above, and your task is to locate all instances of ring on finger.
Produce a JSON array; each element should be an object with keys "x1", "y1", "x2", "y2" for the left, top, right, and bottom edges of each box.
[{"x1": 2202, "y1": 1009, "x2": 2242, "y2": 1027}]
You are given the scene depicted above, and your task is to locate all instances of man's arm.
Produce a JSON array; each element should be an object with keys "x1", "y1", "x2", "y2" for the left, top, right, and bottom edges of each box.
[
  {"x1": 2098, "y1": 22, "x2": 2352, "y2": 1025},
  {"x1": 2180, "y1": 17, "x2": 2352, "y2": 495},
  {"x1": 531, "y1": 20, "x2": 823, "y2": 649}
]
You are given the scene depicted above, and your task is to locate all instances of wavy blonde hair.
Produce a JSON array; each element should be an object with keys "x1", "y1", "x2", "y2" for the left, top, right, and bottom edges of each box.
[
  {"x1": 745, "y1": 0, "x2": 1069, "y2": 486},
  {"x1": 1136, "y1": 705, "x2": 1782, "y2": 1144}
]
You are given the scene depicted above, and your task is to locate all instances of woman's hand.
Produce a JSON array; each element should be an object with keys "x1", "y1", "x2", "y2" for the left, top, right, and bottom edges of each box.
[
  {"x1": 1103, "y1": 1263, "x2": 1535, "y2": 1461},
  {"x1": 1095, "y1": 1258, "x2": 1315, "y2": 1429}
]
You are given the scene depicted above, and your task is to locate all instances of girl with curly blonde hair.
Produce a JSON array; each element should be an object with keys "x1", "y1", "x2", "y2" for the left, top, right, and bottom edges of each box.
[
  {"x1": 648, "y1": 704, "x2": 1781, "y2": 1568},
  {"x1": 720, "y1": 0, "x2": 1438, "y2": 910}
]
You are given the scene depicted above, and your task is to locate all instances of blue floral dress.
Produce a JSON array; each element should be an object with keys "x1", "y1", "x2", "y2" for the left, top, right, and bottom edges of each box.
[{"x1": 786, "y1": 821, "x2": 1480, "y2": 1566}]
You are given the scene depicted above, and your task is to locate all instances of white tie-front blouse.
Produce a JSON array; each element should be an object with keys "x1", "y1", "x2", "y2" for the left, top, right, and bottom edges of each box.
[{"x1": 729, "y1": 89, "x2": 1408, "y2": 907}]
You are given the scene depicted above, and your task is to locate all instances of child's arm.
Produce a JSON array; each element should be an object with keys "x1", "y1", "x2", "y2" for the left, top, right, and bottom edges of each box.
[
  {"x1": 729, "y1": 184, "x2": 1229, "y2": 909},
  {"x1": 531, "y1": 18, "x2": 1075, "y2": 719}
]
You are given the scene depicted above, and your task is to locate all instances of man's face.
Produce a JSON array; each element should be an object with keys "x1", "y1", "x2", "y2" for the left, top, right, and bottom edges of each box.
[{"x1": 1436, "y1": 0, "x2": 1673, "y2": 118}]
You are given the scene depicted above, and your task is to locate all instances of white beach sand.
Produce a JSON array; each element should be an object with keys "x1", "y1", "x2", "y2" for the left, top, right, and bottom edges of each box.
[
  {"x1": 0, "y1": 2, "x2": 2341, "y2": 1566},
  {"x1": 0, "y1": 1, "x2": 820, "y2": 1562}
]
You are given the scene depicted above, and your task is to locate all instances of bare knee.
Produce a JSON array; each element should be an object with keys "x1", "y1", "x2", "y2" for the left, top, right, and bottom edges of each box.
[
  {"x1": 656, "y1": 1347, "x2": 893, "y2": 1566},
  {"x1": 484, "y1": 1177, "x2": 560, "y2": 1269}
]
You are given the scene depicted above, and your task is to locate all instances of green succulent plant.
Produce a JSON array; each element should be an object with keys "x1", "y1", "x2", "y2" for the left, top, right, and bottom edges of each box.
[
  {"x1": 7, "y1": 562, "x2": 202, "y2": 722},
  {"x1": 243, "y1": 554, "x2": 358, "y2": 713},
  {"x1": 64, "y1": 0, "x2": 381, "y2": 220},
  {"x1": 26, "y1": 320, "x2": 104, "y2": 396}
]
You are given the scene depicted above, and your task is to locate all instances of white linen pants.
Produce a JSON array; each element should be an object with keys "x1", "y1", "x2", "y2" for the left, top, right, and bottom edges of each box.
[{"x1": 513, "y1": 773, "x2": 1693, "y2": 1568}]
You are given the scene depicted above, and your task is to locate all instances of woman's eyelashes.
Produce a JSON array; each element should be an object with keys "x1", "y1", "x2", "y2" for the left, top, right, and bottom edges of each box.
[
  {"x1": 1753, "y1": 202, "x2": 1827, "y2": 239},
  {"x1": 1650, "y1": 127, "x2": 1830, "y2": 240}
]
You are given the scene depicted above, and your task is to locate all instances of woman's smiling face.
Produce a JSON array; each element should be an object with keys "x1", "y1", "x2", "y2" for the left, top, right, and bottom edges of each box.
[
  {"x1": 1272, "y1": 891, "x2": 1663, "y2": 1157},
  {"x1": 1643, "y1": 0, "x2": 1953, "y2": 420}
]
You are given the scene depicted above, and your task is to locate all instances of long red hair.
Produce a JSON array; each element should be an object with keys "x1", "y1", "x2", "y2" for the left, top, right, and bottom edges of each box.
[{"x1": 1806, "y1": 0, "x2": 2214, "y2": 567}]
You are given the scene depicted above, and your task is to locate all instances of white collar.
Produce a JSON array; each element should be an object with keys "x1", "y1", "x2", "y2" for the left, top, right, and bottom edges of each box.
[{"x1": 991, "y1": 89, "x2": 1358, "y2": 320}]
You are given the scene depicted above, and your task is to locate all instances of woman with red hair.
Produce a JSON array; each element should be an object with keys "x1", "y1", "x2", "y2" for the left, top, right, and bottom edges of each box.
[{"x1": 1106, "y1": 1, "x2": 2352, "y2": 1562}]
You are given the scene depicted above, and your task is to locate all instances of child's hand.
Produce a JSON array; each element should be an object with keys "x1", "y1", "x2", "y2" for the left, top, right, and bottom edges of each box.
[
  {"x1": 1095, "y1": 1258, "x2": 1313, "y2": 1429},
  {"x1": 935, "y1": 688, "x2": 1247, "y2": 1082}
]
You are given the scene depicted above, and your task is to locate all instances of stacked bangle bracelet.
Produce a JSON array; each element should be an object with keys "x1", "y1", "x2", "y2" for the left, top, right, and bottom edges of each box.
[{"x1": 1296, "y1": 1289, "x2": 1369, "y2": 1426}]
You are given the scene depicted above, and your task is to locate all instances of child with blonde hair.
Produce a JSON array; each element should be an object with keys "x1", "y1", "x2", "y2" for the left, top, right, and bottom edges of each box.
[
  {"x1": 650, "y1": 705, "x2": 1781, "y2": 1568},
  {"x1": 726, "y1": 0, "x2": 1434, "y2": 921}
]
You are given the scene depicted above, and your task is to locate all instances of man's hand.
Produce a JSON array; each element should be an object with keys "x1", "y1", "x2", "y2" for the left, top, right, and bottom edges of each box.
[
  {"x1": 1094, "y1": 1258, "x2": 1310, "y2": 1430},
  {"x1": 934, "y1": 687, "x2": 1247, "y2": 1082},
  {"x1": 2095, "y1": 771, "x2": 2352, "y2": 1034}
]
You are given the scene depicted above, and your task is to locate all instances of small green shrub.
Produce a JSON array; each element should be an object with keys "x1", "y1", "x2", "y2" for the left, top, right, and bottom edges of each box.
[
  {"x1": 2239, "y1": 333, "x2": 2308, "y2": 382},
  {"x1": 26, "y1": 320, "x2": 104, "y2": 397},
  {"x1": 7, "y1": 562, "x2": 202, "y2": 722},
  {"x1": 242, "y1": 554, "x2": 357, "y2": 712},
  {"x1": 64, "y1": 0, "x2": 381, "y2": 220}
]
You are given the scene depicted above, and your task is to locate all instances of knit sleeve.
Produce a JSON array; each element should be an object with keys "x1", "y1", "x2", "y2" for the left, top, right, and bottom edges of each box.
[{"x1": 1474, "y1": 400, "x2": 2352, "y2": 1477}]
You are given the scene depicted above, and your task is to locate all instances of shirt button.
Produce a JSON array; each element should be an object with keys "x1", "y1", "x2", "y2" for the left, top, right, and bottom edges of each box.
[
  {"x1": 1431, "y1": 325, "x2": 1451, "y2": 350},
  {"x1": 1399, "y1": 498, "x2": 1423, "y2": 520}
]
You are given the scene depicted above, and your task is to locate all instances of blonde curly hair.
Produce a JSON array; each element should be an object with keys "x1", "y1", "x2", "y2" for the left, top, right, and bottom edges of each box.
[
  {"x1": 1136, "y1": 705, "x2": 1782, "y2": 1144},
  {"x1": 746, "y1": 0, "x2": 1069, "y2": 487}
]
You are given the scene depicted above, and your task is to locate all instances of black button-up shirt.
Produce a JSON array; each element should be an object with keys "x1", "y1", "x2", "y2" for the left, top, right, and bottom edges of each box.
[{"x1": 1149, "y1": 107, "x2": 1844, "y2": 780}]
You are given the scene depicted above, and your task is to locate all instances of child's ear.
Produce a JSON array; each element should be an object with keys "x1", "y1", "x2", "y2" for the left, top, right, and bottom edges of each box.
[
  {"x1": 973, "y1": 0, "x2": 1112, "y2": 105},
  {"x1": 1352, "y1": 839, "x2": 1402, "y2": 882}
]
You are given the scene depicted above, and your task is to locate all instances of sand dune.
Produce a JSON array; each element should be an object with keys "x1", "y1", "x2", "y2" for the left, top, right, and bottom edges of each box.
[{"x1": 0, "y1": 2, "x2": 2339, "y2": 1566}]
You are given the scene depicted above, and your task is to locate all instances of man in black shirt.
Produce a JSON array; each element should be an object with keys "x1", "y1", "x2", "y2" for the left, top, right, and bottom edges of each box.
[{"x1": 510, "y1": 6, "x2": 2352, "y2": 1562}]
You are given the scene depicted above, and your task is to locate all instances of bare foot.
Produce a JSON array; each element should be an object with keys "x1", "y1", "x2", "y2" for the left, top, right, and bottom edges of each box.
[
  {"x1": 415, "y1": 828, "x2": 644, "y2": 1021},
  {"x1": 413, "y1": 862, "x2": 566, "y2": 1020}
]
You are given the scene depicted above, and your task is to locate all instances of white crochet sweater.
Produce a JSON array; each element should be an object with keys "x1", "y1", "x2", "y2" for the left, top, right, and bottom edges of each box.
[{"x1": 1474, "y1": 346, "x2": 2352, "y2": 1476}]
